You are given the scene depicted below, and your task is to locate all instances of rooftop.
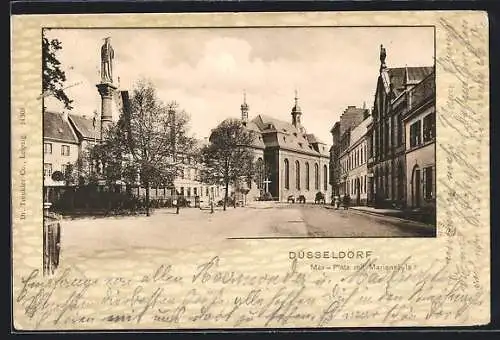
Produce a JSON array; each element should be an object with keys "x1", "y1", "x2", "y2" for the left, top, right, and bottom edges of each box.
[
  {"x1": 382, "y1": 66, "x2": 434, "y2": 98},
  {"x1": 69, "y1": 114, "x2": 101, "y2": 140},
  {"x1": 43, "y1": 111, "x2": 79, "y2": 143}
]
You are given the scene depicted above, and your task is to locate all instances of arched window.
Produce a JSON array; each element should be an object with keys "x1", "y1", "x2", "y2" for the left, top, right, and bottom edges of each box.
[
  {"x1": 284, "y1": 159, "x2": 289, "y2": 190},
  {"x1": 295, "y1": 160, "x2": 301, "y2": 190},
  {"x1": 305, "y1": 162, "x2": 310, "y2": 190},
  {"x1": 314, "y1": 163, "x2": 319, "y2": 190},
  {"x1": 323, "y1": 164, "x2": 328, "y2": 191},
  {"x1": 256, "y1": 157, "x2": 264, "y2": 189}
]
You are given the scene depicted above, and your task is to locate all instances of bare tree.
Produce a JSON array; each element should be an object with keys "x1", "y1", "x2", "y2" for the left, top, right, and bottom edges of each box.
[
  {"x1": 121, "y1": 79, "x2": 195, "y2": 216},
  {"x1": 201, "y1": 119, "x2": 255, "y2": 211}
]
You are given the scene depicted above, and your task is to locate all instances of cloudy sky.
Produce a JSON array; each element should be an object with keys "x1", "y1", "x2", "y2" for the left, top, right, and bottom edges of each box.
[{"x1": 44, "y1": 27, "x2": 434, "y2": 144}]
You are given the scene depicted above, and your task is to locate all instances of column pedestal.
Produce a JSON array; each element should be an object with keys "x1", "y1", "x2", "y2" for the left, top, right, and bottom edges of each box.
[{"x1": 96, "y1": 82, "x2": 118, "y2": 139}]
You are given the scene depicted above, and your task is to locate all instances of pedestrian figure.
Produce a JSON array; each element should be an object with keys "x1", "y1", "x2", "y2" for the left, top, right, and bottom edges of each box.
[
  {"x1": 334, "y1": 195, "x2": 340, "y2": 209},
  {"x1": 173, "y1": 190, "x2": 180, "y2": 214},
  {"x1": 343, "y1": 193, "x2": 350, "y2": 210}
]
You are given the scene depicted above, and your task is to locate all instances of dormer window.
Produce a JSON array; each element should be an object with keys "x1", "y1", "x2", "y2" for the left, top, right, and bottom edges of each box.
[
  {"x1": 268, "y1": 124, "x2": 274, "y2": 129},
  {"x1": 298, "y1": 143, "x2": 303, "y2": 148}
]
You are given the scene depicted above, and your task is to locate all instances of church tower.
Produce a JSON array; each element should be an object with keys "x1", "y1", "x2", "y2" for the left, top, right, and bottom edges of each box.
[
  {"x1": 241, "y1": 90, "x2": 249, "y2": 126},
  {"x1": 291, "y1": 90, "x2": 303, "y2": 131}
]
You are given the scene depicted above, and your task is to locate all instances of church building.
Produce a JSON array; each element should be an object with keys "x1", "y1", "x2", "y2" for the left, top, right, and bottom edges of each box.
[{"x1": 236, "y1": 93, "x2": 331, "y2": 202}]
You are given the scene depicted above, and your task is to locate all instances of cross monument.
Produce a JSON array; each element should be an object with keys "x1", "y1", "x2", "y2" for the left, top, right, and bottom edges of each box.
[{"x1": 263, "y1": 177, "x2": 271, "y2": 193}]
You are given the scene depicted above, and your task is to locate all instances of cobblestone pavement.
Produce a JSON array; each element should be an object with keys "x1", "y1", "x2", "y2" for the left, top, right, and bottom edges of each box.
[
  {"x1": 298, "y1": 204, "x2": 435, "y2": 238},
  {"x1": 61, "y1": 203, "x2": 433, "y2": 261}
]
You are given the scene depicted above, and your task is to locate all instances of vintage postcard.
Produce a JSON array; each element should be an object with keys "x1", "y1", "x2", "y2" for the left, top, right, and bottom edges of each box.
[{"x1": 11, "y1": 11, "x2": 490, "y2": 330}]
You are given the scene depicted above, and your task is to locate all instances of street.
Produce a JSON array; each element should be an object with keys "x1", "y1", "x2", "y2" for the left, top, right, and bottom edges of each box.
[{"x1": 60, "y1": 203, "x2": 434, "y2": 262}]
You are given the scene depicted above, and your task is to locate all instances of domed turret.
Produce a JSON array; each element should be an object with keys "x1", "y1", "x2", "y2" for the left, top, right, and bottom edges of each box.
[
  {"x1": 240, "y1": 90, "x2": 249, "y2": 125},
  {"x1": 291, "y1": 89, "x2": 303, "y2": 129}
]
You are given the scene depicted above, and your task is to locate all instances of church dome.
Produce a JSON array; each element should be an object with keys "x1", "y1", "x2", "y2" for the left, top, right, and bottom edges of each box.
[
  {"x1": 291, "y1": 90, "x2": 302, "y2": 114},
  {"x1": 291, "y1": 102, "x2": 301, "y2": 114}
]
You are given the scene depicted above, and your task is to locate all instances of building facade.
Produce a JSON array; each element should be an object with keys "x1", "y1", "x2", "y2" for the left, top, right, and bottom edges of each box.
[
  {"x1": 43, "y1": 111, "x2": 80, "y2": 202},
  {"x1": 338, "y1": 115, "x2": 372, "y2": 205},
  {"x1": 43, "y1": 100, "x2": 225, "y2": 207},
  {"x1": 227, "y1": 93, "x2": 331, "y2": 202},
  {"x1": 403, "y1": 71, "x2": 436, "y2": 210},
  {"x1": 366, "y1": 45, "x2": 434, "y2": 208},
  {"x1": 330, "y1": 105, "x2": 369, "y2": 197}
]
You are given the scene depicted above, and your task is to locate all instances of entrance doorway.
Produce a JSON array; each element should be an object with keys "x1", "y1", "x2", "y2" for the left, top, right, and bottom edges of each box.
[
  {"x1": 412, "y1": 165, "x2": 421, "y2": 208},
  {"x1": 356, "y1": 178, "x2": 361, "y2": 206}
]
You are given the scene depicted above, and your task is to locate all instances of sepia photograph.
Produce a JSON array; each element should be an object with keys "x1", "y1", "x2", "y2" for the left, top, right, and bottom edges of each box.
[
  {"x1": 12, "y1": 11, "x2": 490, "y2": 330},
  {"x1": 40, "y1": 26, "x2": 437, "y2": 274}
]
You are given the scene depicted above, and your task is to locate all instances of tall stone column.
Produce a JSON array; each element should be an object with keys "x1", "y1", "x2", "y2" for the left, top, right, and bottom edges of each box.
[
  {"x1": 96, "y1": 82, "x2": 118, "y2": 139},
  {"x1": 97, "y1": 36, "x2": 117, "y2": 141}
]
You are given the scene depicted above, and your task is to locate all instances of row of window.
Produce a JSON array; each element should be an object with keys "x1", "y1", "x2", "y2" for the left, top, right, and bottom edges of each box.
[
  {"x1": 345, "y1": 175, "x2": 367, "y2": 196},
  {"x1": 370, "y1": 165, "x2": 435, "y2": 203},
  {"x1": 341, "y1": 143, "x2": 368, "y2": 174},
  {"x1": 44, "y1": 142, "x2": 71, "y2": 156},
  {"x1": 369, "y1": 111, "x2": 435, "y2": 159},
  {"x1": 177, "y1": 186, "x2": 220, "y2": 198},
  {"x1": 43, "y1": 161, "x2": 222, "y2": 197},
  {"x1": 283, "y1": 159, "x2": 328, "y2": 191},
  {"x1": 373, "y1": 164, "x2": 405, "y2": 200},
  {"x1": 43, "y1": 163, "x2": 71, "y2": 178},
  {"x1": 371, "y1": 116, "x2": 402, "y2": 159},
  {"x1": 410, "y1": 112, "x2": 435, "y2": 148},
  {"x1": 179, "y1": 167, "x2": 201, "y2": 181}
]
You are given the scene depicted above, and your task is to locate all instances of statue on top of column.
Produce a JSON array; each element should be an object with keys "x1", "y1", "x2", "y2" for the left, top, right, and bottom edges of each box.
[
  {"x1": 379, "y1": 44, "x2": 387, "y2": 70},
  {"x1": 100, "y1": 37, "x2": 115, "y2": 84}
]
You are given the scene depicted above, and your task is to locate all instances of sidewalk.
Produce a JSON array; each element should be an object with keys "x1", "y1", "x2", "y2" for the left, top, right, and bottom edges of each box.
[{"x1": 327, "y1": 205, "x2": 436, "y2": 226}]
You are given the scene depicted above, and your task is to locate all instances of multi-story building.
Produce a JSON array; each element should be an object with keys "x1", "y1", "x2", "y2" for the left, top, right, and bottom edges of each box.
[
  {"x1": 43, "y1": 111, "x2": 80, "y2": 202},
  {"x1": 330, "y1": 105, "x2": 369, "y2": 197},
  {"x1": 403, "y1": 70, "x2": 436, "y2": 210},
  {"x1": 172, "y1": 142, "x2": 225, "y2": 205},
  {"x1": 338, "y1": 115, "x2": 372, "y2": 205},
  {"x1": 366, "y1": 45, "x2": 434, "y2": 208},
  {"x1": 43, "y1": 105, "x2": 225, "y2": 207},
  {"x1": 218, "y1": 93, "x2": 331, "y2": 203}
]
